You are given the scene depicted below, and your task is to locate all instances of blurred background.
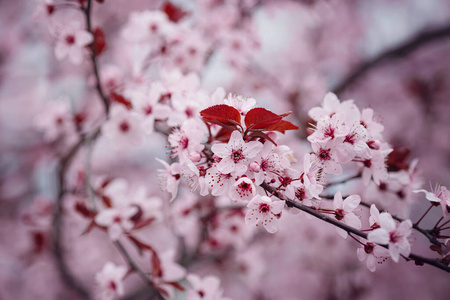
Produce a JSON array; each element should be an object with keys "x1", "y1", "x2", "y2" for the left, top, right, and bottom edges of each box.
[{"x1": 0, "y1": 0, "x2": 450, "y2": 299}]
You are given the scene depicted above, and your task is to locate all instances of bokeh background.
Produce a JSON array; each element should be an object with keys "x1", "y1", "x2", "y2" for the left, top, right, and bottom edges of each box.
[{"x1": 1, "y1": 0, "x2": 450, "y2": 299}]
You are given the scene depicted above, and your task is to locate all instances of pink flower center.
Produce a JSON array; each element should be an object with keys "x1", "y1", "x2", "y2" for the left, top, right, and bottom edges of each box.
[
  {"x1": 363, "y1": 159, "x2": 372, "y2": 168},
  {"x1": 108, "y1": 280, "x2": 117, "y2": 291},
  {"x1": 150, "y1": 24, "x2": 158, "y2": 32},
  {"x1": 279, "y1": 176, "x2": 292, "y2": 187},
  {"x1": 119, "y1": 121, "x2": 130, "y2": 132},
  {"x1": 259, "y1": 203, "x2": 270, "y2": 213},
  {"x1": 232, "y1": 149, "x2": 244, "y2": 163},
  {"x1": 335, "y1": 208, "x2": 345, "y2": 221},
  {"x1": 344, "y1": 133, "x2": 356, "y2": 144},
  {"x1": 65, "y1": 34, "x2": 75, "y2": 45},
  {"x1": 324, "y1": 125, "x2": 335, "y2": 139},
  {"x1": 180, "y1": 136, "x2": 189, "y2": 149},
  {"x1": 295, "y1": 188, "x2": 305, "y2": 201},
  {"x1": 390, "y1": 231, "x2": 400, "y2": 243},
  {"x1": 144, "y1": 105, "x2": 153, "y2": 115},
  {"x1": 198, "y1": 290, "x2": 205, "y2": 298},
  {"x1": 185, "y1": 107, "x2": 194, "y2": 117},
  {"x1": 318, "y1": 148, "x2": 331, "y2": 161},
  {"x1": 364, "y1": 242, "x2": 374, "y2": 254}
]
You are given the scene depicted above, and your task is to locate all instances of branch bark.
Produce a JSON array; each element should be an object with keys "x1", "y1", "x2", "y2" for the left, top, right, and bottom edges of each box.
[
  {"x1": 260, "y1": 182, "x2": 450, "y2": 273},
  {"x1": 333, "y1": 22, "x2": 450, "y2": 95}
]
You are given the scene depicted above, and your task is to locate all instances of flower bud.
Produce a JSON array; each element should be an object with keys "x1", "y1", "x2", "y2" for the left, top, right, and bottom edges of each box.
[
  {"x1": 367, "y1": 140, "x2": 381, "y2": 150},
  {"x1": 189, "y1": 151, "x2": 201, "y2": 162},
  {"x1": 249, "y1": 161, "x2": 260, "y2": 172}
]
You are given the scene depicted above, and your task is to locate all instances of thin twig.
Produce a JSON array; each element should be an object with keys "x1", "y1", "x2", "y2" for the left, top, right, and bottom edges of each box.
[
  {"x1": 84, "y1": 0, "x2": 110, "y2": 115},
  {"x1": 261, "y1": 182, "x2": 450, "y2": 273}
]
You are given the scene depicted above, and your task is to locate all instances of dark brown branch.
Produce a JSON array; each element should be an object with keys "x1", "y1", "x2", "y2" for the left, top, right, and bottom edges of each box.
[
  {"x1": 84, "y1": 0, "x2": 110, "y2": 115},
  {"x1": 52, "y1": 137, "x2": 92, "y2": 300},
  {"x1": 320, "y1": 193, "x2": 446, "y2": 249},
  {"x1": 260, "y1": 182, "x2": 450, "y2": 273},
  {"x1": 333, "y1": 22, "x2": 450, "y2": 95}
]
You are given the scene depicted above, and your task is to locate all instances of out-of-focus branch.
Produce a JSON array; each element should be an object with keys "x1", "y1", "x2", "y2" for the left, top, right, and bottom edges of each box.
[
  {"x1": 53, "y1": 133, "x2": 96, "y2": 300},
  {"x1": 260, "y1": 182, "x2": 450, "y2": 273},
  {"x1": 114, "y1": 241, "x2": 165, "y2": 300},
  {"x1": 84, "y1": 0, "x2": 109, "y2": 115},
  {"x1": 333, "y1": 22, "x2": 450, "y2": 95}
]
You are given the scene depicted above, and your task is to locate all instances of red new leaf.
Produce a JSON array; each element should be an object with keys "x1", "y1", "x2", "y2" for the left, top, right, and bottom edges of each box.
[
  {"x1": 200, "y1": 104, "x2": 241, "y2": 129},
  {"x1": 92, "y1": 27, "x2": 106, "y2": 56},
  {"x1": 263, "y1": 120, "x2": 299, "y2": 133},
  {"x1": 214, "y1": 127, "x2": 233, "y2": 141},
  {"x1": 161, "y1": 2, "x2": 188, "y2": 23},
  {"x1": 245, "y1": 108, "x2": 282, "y2": 131},
  {"x1": 110, "y1": 92, "x2": 133, "y2": 110}
]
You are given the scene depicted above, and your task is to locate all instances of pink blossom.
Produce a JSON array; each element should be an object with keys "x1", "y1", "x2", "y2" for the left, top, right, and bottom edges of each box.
[
  {"x1": 94, "y1": 179, "x2": 138, "y2": 240},
  {"x1": 95, "y1": 262, "x2": 127, "y2": 300},
  {"x1": 414, "y1": 184, "x2": 450, "y2": 217},
  {"x1": 158, "y1": 250, "x2": 186, "y2": 282},
  {"x1": 361, "y1": 147, "x2": 393, "y2": 185},
  {"x1": 368, "y1": 212, "x2": 412, "y2": 263},
  {"x1": 356, "y1": 242, "x2": 389, "y2": 272},
  {"x1": 229, "y1": 177, "x2": 256, "y2": 202},
  {"x1": 211, "y1": 130, "x2": 263, "y2": 176},
  {"x1": 156, "y1": 158, "x2": 182, "y2": 201},
  {"x1": 33, "y1": 97, "x2": 76, "y2": 142},
  {"x1": 311, "y1": 140, "x2": 343, "y2": 175},
  {"x1": 206, "y1": 166, "x2": 235, "y2": 196},
  {"x1": 54, "y1": 23, "x2": 93, "y2": 65},
  {"x1": 245, "y1": 195, "x2": 284, "y2": 233},
  {"x1": 102, "y1": 105, "x2": 145, "y2": 148},
  {"x1": 186, "y1": 274, "x2": 230, "y2": 300},
  {"x1": 308, "y1": 92, "x2": 356, "y2": 121},
  {"x1": 224, "y1": 93, "x2": 256, "y2": 116},
  {"x1": 333, "y1": 191, "x2": 362, "y2": 238}
]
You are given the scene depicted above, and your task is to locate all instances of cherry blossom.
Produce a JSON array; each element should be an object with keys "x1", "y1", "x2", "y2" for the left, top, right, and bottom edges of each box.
[
  {"x1": 102, "y1": 104, "x2": 145, "y2": 148},
  {"x1": 245, "y1": 195, "x2": 284, "y2": 233},
  {"x1": 368, "y1": 212, "x2": 412, "y2": 263},
  {"x1": 229, "y1": 176, "x2": 256, "y2": 202},
  {"x1": 54, "y1": 23, "x2": 93, "y2": 65},
  {"x1": 357, "y1": 242, "x2": 389, "y2": 272},
  {"x1": 223, "y1": 93, "x2": 256, "y2": 116},
  {"x1": 186, "y1": 274, "x2": 230, "y2": 300},
  {"x1": 211, "y1": 130, "x2": 263, "y2": 176},
  {"x1": 156, "y1": 158, "x2": 182, "y2": 201},
  {"x1": 333, "y1": 191, "x2": 362, "y2": 238},
  {"x1": 414, "y1": 184, "x2": 450, "y2": 217},
  {"x1": 95, "y1": 262, "x2": 127, "y2": 300}
]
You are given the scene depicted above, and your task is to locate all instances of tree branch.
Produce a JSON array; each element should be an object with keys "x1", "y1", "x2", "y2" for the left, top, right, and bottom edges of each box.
[
  {"x1": 260, "y1": 182, "x2": 450, "y2": 273},
  {"x1": 332, "y1": 22, "x2": 450, "y2": 95}
]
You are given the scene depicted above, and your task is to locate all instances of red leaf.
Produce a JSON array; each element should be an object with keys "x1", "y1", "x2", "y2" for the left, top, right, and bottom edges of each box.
[
  {"x1": 263, "y1": 120, "x2": 299, "y2": 133},
  {"x1": 133, "y1": 217, "x2": 156, "y2": 230},
  {"x1": 128, "y1": 235, "x2": 158, "y2": 257},
  {"x1": 111, "y1": 92, "x2": 133, "y2": 110},
  {"x1": 92, "y1": 27, "x2": 106, "y2": 56},
  {"x1": 102, "y1": 195, "x2": 112, "y2": 208},
  {"x1": 161, "y1": 2, "x2": 188, "y2": 23},
  {"x1": 244, "y1": 108, "x2": 282, "y2": 131},
  {"x1": 200, "y1": 105, "x2": 241, "y2": 128},
  {"x1": 151, "y1": 251, "x2": 163, "y2": 278},
  {"x1": 75, "y1": 201, "x2": 96, "y2": 218},
  {"x1": 81, "y1": 220, "x2": 97, "y2": 236},
  {"x1": 214, "y1": 127, "x2": 232, "y2": 141},
  {"x1": 32, "y1": 231, "x2": 46, "y2": 253},
  {"x1": 165, "y1": 281, "x2": 185, "y2": 291}
]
